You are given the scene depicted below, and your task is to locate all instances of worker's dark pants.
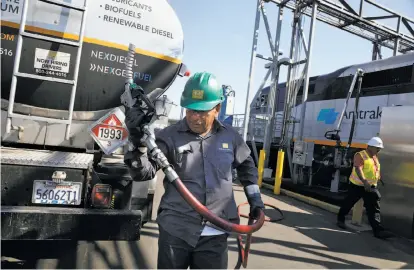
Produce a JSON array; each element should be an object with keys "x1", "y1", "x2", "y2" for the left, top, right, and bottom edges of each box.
[
  {"x1": 157, "y1": 225, "x2": 228, "y2": 269},
  {"x1": 337, "y1": 183, "x2": 384, "y2": 234}
]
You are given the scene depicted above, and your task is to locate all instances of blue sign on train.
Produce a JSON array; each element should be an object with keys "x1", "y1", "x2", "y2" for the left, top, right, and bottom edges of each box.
[{"x1": 317, "y1": 108, "x2": 339, "y2": 125}]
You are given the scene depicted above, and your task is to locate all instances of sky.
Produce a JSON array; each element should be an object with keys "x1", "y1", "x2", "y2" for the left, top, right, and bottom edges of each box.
[{"x1": 162, "y1": 0, "x2": 414, "y2": 120}]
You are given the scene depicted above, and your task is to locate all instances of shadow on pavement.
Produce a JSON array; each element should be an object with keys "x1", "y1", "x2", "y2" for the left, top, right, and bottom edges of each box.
[
  {"x1": 229, "y1": 185, "x2": 414, "y2": 269},
  {"x1": 1, "y1": 222, "x2": 161, "y2": 269},
  {"x1": 3, "y1": 178, "x2": 414, "y2": 269}
]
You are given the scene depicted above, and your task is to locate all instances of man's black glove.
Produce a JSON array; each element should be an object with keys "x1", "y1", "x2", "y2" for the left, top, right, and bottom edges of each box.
[
  {"x1": 245, "y1": 186, "x2": 265, "y2": 220},
  {"x1": 125, "y1": 106, "x2": 149, "y2": 148}
]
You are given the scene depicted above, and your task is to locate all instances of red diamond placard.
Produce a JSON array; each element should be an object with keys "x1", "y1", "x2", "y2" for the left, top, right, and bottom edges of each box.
[
  {"x1": 88, "y1": 108, "x2": 129, "y2": 155},
  {"x1": 102, "y1": 114, "x2": 123, "y2": 126}
]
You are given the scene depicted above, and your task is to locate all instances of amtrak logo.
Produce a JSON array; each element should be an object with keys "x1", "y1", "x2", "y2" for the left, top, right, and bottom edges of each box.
[{"x1": 317, "y1": 108, "x2": 339, "y2": 124}]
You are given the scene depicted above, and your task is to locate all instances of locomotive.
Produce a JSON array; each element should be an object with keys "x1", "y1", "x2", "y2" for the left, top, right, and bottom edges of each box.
[{"x1": 248, "y1": 52, "x2": 414, "y2": 191}]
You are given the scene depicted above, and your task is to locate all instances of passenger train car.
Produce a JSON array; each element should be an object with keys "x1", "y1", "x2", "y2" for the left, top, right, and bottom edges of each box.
[{"x1": 248, "y1": 52, "x2": 414, "y2": 190}]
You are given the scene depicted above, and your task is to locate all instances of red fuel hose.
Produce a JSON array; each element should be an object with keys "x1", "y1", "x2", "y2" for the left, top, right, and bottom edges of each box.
[
  {"x1": 172, "y1": 179, "x2": 266, "y2": 234},
  {"x1": 171, "y1": 178, "x2": 289, "y2": 269},
  {"x1": 235, "y1": 202, "x2": 285, "y2": 269},
  {"x1": 172, "y1": 179, "x2": 266, "y2": 269}
]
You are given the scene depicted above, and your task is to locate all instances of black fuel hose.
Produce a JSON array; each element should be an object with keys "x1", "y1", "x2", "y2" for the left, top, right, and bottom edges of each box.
[{"x1": 347, "y1": 75, "x2": 362, "y2": 148}]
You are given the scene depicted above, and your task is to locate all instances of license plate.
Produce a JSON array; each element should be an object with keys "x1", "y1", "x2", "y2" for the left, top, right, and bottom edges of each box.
[{"x1": 32, "y1": 180, "x2": 82, "y2": 205}]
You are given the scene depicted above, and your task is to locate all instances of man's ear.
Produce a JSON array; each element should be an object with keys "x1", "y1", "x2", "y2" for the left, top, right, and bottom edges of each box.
[
  {"x1": 216, "y1": 104, "x2": 221, "y2": 113},
  {"x1": 213, "y1": 104, "x2": 221, "y2": 118}
]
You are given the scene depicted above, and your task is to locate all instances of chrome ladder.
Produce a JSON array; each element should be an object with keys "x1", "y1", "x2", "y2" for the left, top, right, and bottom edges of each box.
[{"x1": 5, "y1": 0, "x2": 88, "y2": 140}]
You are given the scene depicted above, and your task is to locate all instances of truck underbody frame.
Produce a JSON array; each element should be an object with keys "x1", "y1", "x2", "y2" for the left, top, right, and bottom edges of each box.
[{"x1": 0, "y1": 147, "x2": 144, "y2": 241}]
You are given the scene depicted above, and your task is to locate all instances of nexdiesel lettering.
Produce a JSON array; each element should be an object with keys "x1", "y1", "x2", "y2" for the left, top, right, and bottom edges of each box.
[{"x1": 90, "y1": 50, "x2": 139, "y2": 66}]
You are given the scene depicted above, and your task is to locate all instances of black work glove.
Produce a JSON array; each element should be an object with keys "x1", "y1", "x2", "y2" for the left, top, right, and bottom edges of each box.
[
  {"x1": 125, "y1": 106, "x2": 148, "y2": 148},
  {"x1": 246, "y1": 191, "x2": 265, "y2": 220}
]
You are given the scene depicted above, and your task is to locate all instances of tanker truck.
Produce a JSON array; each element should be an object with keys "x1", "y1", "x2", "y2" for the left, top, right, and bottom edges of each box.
[{"x1": 0, "y1": 0, "x2": 189, "y2": 241}]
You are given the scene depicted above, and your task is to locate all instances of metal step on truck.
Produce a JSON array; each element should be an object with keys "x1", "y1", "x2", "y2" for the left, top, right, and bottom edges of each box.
[{"x1": 1, "y1": 0, "x2": 189, "y2": 241}]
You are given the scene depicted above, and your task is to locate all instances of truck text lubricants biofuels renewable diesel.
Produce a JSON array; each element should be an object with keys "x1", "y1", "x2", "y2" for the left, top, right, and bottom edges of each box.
[{"x1": 0, "y1": 0, "x2": 188, "y2": 242}]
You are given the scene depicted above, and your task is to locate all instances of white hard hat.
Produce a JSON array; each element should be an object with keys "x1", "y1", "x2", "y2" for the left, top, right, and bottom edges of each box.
[{"x1": 367, "y1": 136, "x2": 384, "y2": 148}]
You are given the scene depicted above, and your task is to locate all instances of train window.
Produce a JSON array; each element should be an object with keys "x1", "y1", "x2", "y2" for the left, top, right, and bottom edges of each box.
[
  {"x1": 362, "y1": 65, "x2": 413, "y2": 89},
  {"x1": 254, "y1": 94, "x2": 268, "y2": 109},
  {"x1": 254, "y1": 97, "x2": 261, "y2": 109},
  {"x1": 322, "y1": 75, "x2": 352, "y2": 100},
  {"x1": 297, "y1": 83, "x2": 315, "y2": 96},
  {"x1": 261, "y1": 94, "x2": 268, "y2": 107}
]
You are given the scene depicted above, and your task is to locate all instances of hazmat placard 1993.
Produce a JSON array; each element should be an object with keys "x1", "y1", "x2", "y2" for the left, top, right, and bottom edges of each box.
[{"x1": 88, "y1": 107, "x2": 129, "y2": 155}]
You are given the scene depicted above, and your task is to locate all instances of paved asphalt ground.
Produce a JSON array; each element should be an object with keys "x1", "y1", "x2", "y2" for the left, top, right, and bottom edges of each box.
[{"x1": 2, "y1": 173, "x2": 414, "y2": 269}]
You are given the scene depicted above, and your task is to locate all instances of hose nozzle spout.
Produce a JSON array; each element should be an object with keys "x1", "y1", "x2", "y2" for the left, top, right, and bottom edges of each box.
[
  {"x1": 121, "y1": 43, "x2": 137, "y2": 108},
  {"x1": 125, "y1": 43, "x2": 136, "y2": 83}
]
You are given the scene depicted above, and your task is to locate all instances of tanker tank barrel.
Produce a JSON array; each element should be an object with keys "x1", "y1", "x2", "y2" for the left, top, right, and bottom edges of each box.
[{"x1": 2, "y1": 0, "x2": 184, "y2": 137}]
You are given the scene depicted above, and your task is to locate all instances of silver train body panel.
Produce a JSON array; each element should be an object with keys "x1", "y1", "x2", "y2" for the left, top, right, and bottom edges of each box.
[
  {"x1": 379, "y1": 106, "x2": 414, "y2": 239},
  {"x1": 248, "y1": 52, "x2": 414, "y2": 146}
]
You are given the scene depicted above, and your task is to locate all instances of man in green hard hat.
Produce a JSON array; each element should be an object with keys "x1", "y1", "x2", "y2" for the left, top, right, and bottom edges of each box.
[{"x1": 125, "y1": 72, "x2": 265, "y2": 269}]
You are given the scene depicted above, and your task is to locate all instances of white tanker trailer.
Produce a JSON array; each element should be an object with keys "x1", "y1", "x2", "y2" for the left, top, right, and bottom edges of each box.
[{"x1": 0, "y1": 0, "x2": 189, "y2": 241}]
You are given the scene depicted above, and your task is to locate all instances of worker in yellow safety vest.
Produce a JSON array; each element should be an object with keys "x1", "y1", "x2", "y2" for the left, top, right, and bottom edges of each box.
[{"x1": 337, "y1": 137, "x2": 394, "y2": 239}]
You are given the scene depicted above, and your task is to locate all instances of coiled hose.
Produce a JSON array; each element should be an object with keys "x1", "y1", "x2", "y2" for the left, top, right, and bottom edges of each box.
[{"x1": 235, "y1": 202, "x2": 285, "y2": 269}]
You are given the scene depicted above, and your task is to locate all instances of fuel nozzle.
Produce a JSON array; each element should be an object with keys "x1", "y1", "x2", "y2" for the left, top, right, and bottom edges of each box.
[{"x1": 324, "y1": 130, "x2": 341, "y2": 141}]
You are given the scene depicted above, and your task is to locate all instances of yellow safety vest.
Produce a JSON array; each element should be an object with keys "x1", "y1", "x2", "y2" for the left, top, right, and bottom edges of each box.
[{"x1": 349, "y1": 150, "x2": 380, "y2": 187}]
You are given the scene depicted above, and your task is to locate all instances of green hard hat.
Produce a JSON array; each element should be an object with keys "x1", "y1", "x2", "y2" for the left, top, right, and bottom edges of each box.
[{"x1": 180, "y1": 72, "x2": 224, "y2": 111}]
